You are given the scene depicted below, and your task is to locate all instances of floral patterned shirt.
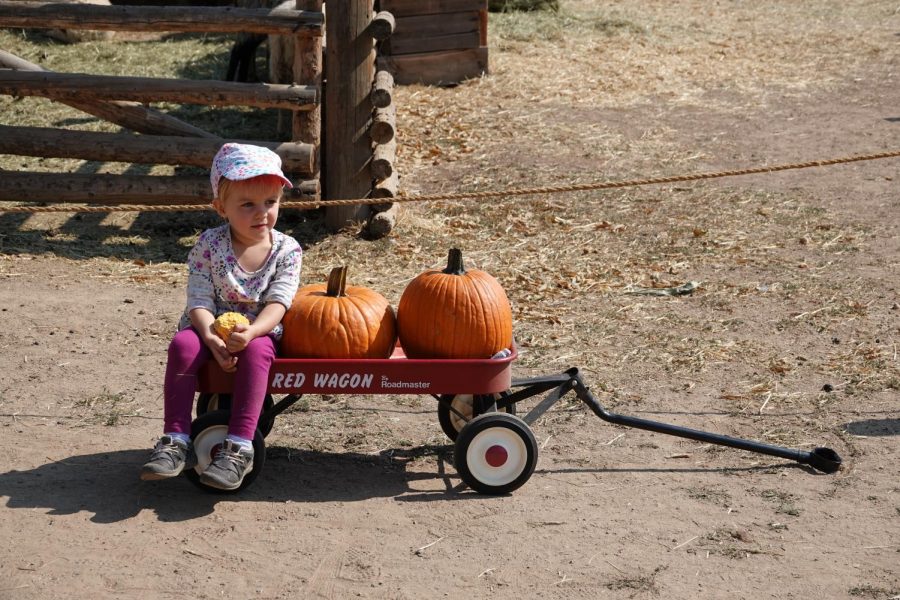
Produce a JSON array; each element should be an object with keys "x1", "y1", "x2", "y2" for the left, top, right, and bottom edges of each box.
[{"x1": 178, "y1": 223, "x2": 302, "y2": 339}]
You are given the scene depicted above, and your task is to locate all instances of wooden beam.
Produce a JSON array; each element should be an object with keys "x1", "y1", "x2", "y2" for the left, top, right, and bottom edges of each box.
[
  {"x1": 369, "y1": 11, "x2": 395, "y2": 41},
  {"x1": 367, "y1": 202, "x2": 398, "y2": 238},
  {"x1": 0, "y1": 126, "x2": 316, "y2": 174},
  {"x1": 377, "y1": 46, "x2": 487, "y2": 85},
  {"x1": 378, "y1": 0, "x2": 486, "y2": 17},
  {"x1": 323, "y1": 0, "x2": 374, "y2": 230},
  {"x1": 0, "y1": 70, "x2": 319, "y2": 110},
  {"x1": 394, "y1": 11, "x2": 479, "y2": 37},
  {"x1": 370, "y1": 102, "x2": 395, "y2": 144},
  {"x1": 371, "y1": 70, "x2": 393, "y2": 109},
  {"x1": 0, "y1": 49, "x2": 216, "y2": 139},
  {"x1": 387, "y1": 30, "x2": 480, "y2": 55},
  {"x1": 0, "y1": 172, "x2": 318, "y2": 204},
  {"x1": 0, "y1": 1, "x2": 324, "y2": 35},
  {"x1": 371, "y1": 137, "x2": 396, "y2": 181},
  {"x1": 372, "y1": 170, "x2": 398, "y2": 199}
]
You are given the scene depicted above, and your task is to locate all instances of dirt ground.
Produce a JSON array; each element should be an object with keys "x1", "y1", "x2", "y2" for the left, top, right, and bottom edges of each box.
[{"x1": 1, "y1": 2, "x2": 899, "y2": 599}]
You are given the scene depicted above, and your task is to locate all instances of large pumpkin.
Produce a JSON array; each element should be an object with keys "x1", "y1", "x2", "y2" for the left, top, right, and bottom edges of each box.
[
  {"x1": 281, "y1": 266, "x2": 397, "y2": 359},
  {"x1": 398, "y1": 248, "x2": 513, "y2": 359}
]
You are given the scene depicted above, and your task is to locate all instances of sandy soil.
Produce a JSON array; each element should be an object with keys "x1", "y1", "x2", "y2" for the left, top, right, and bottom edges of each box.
[{"x1": 2, "y1": 5, "x2": 900, "y2": 600}]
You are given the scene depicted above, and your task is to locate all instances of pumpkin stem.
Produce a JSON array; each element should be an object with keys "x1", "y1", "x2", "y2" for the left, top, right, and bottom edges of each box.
[
  {"x1": 325, "y1": 266, "x2": 348, "y2": 297},
  {"x1": 443, "y1": 248, "x2": 466, "y2": 275}
]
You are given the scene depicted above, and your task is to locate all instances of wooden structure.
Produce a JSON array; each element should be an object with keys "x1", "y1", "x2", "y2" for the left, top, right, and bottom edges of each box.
[
  {"x1": 0, "y1": 0, "x2": 400, "y2": 235},
  {"x1": 376, "y1": 0, "x2": 488, "y2": 85}
]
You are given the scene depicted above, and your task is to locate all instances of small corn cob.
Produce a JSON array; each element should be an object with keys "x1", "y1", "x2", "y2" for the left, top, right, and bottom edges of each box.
[{"x1": 213, "y1": 312, "x2": 250, "y2": 341}]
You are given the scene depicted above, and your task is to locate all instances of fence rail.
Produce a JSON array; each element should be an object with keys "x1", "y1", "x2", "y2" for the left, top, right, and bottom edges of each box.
[
  {"x1": 0, "y1": 1, "x2": 324, "y2": 35},
  {"x1": 0, "y1": 0, "x2": 400, "y2": 235}
]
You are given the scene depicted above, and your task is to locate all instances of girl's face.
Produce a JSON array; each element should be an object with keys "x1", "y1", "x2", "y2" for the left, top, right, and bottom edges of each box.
[{"x1": 214, "y1": 178, "x2": 283, "y2": 245}]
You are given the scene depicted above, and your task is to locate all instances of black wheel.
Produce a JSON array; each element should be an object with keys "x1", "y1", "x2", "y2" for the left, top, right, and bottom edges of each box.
[
  {"x1": 197, "y1": 393, "x2": 275, "y2": 438},
  {"x1": 184, "y1": 410, "x2": 266, "y2": 494},
  {"x1": 454, "y1": 413, "x2": 538, "y2": 495},
  {"x1": 438, "y1": 392, "x2": 516, "y2": 442}
]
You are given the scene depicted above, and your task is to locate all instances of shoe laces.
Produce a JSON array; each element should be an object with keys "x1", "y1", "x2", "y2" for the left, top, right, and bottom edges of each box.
[
  {"x1": 151, "y1": 437, "x2": 186, "y2": 462},
  {"x1": 213, "y1": 442, "x2": 251, "y2": 472}
]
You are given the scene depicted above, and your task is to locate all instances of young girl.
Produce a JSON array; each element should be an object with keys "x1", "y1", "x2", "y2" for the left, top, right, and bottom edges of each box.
[{"x1": 141, "y1": 143, "x2": 302, "y2": 490}]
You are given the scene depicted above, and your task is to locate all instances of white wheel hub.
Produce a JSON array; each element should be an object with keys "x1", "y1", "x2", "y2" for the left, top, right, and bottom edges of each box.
[{"x1": 465, "y1": 427, "x2": 528, "y2": 487}]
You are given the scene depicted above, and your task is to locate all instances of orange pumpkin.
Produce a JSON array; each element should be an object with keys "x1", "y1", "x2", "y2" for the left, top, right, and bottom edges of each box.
[
  {"x1": 281, "y1": 266, "x2": 397, "y2": 359},
  {"x1": 398, "y1": 248, "x2": 513, "y2": 359}
]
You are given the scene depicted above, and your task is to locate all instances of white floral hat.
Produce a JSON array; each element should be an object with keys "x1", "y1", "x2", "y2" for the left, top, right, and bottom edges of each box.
[{"x1": 210, "y1": 143, "x2": 293, "y2": 198}]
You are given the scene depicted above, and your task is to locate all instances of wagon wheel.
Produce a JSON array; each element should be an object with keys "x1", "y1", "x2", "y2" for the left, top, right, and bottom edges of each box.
[
  {"x1": 184, "y1": 410, "x2": 266, "y2": 494},
  {"x1": 197, "y1": 392, "x2": 231, "y2": 414},
  {"x1": 196, "y1": 393, "x2": 275, "y2": 438},
  {"x1": 437, "y1": 392, "x2": 516, "y2": 442},
  {"x1": 454, "y1": 413, "x2": 538, "y2": 495}
]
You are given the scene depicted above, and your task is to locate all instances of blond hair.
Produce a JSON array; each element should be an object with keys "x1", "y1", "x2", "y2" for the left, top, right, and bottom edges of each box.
[{"x1": 216, "y1": 175, "x2": 286, "y2": 205}]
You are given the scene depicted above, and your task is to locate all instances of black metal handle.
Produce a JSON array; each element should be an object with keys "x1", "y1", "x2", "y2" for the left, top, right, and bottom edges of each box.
[{"x1": 561, "y1": 368, "x2": 842, "y2": 474}]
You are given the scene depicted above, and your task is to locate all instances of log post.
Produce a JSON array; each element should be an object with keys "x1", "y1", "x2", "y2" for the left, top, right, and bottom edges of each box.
[
  {"x1": 372, "y1": 170, "x2": 398, "y2": 201},
  {"x1": 370, "y1": 102, "x2": 395, "y2": 144},
  {"x1": 293, "y1": 0, "x2": 322, "y2": 146},
  {"x1": 371, "y1": 137, "x2": 396, "y2": 180},
  {"x1": 367, "y1": 203, "x2": 399, "y2": 239},
  {"x1": 370, "y1": 69, "x2": 393, "y2": 109},
  {"x1": 324, "y1": 0, "x2": 375, "y2": 230},
  {"x1": 369, "y1": 11, "x2": 395, "y2": 41}
]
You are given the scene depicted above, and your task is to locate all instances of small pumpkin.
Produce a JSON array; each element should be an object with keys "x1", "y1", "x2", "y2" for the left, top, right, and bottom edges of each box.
[
  {"x1": 398, "y1": 248, "x2": 513, "y2": 359},
  {"x1": 281, "y1": 266, "x2": 397, "y2": 359},
  {"x1": 213, "y1": 312, "x2": 250, "y2": 341}
]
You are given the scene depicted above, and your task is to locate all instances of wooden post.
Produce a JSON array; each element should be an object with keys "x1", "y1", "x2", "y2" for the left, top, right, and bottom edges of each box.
[
  {"x1": 371, "y1": 69, "x2": 393, "y2": 109},
  {"x1": 324, "y1": 0, "x2": 375, "y2": 230},
  {"x1": 370, "y1": 102, "x2": 395, "y2": 144},
  {"x1": 367, "y1": 203, "x2": 399, "y2": 238},
  {"x1": 293, "y1": 0, "x2": 322, "y2": 146},
  {"x1": 371, "y1": 137, "x2": 396, "y2": 180},
  {"x1": 369, "y1": 11, "x2": 395, "y2": 41}
]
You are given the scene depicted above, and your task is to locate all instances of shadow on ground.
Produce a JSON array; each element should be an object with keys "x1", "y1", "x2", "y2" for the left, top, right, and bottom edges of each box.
[
  {"x1": 843, "y1": 418, "x2": 900, "y2": 437},
  {"x1": 0, "y1": 443, "x2": 826, "y2": 522},
  {"x1": 0, "y1": 446, "x2": 442, "y2": 524},
  {"x1": 0, "y1": 209, "x2": 331, "y2": 261}
]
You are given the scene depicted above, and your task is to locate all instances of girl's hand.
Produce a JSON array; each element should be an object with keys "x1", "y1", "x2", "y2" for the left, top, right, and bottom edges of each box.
[
  {"x1": 205, "y1": 332, "x2": 238, "y2": 373},
  {"x1": 225, "y1": 322, "x2": 254, "y2": 354}
]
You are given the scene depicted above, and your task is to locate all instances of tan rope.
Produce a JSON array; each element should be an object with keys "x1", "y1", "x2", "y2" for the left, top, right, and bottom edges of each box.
[{"x1": 2, "y1": 148, "x2": 899, "y2": 214}]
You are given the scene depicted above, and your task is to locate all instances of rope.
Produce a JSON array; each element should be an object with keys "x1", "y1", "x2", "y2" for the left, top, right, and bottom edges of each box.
[{"x1": 1, "y1": 148, "x2": 899, "y2": 214}]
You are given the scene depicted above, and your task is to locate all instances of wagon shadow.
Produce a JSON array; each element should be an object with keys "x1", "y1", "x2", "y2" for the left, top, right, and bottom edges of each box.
[{"x1": 0, "y1": 445, "x2": 453, "y2": 524}]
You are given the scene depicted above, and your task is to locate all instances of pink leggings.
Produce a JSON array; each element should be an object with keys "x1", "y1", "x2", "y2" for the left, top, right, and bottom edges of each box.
[{"x1": 163, "y1": 327, "x2": 276, "y2": 440}]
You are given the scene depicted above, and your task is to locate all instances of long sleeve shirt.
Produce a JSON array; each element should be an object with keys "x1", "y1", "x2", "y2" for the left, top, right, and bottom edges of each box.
[{"x1": 178, "y1": 223, "x2": 302, "y2": 340}]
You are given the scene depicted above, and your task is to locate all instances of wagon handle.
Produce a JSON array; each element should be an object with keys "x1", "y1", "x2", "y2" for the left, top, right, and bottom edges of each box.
[{"x1": 561, "y1": 368, "x2": 842, "y2": 474}]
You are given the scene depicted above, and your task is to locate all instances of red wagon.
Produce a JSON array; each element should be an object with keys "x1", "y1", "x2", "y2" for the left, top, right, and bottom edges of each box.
[{"x1": 186, "y1": 344, "x2": 841, "y2": 494}]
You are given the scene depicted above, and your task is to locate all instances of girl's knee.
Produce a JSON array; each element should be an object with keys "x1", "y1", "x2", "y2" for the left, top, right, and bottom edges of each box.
[
  {"x1": 168, "y1": 328, "x2": 205, "y2": 363},
  {"x1": 242, "y1": 336, "x2": 277, "y2": 363}
]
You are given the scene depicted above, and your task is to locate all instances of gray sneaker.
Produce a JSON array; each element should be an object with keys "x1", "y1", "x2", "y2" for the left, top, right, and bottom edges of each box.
[
  {"x1": 140, "y1": 435, "x2": 197, "y2": 481},
  {"x1": 199, "y1": 439, "x2": 254, "y2": 491}
]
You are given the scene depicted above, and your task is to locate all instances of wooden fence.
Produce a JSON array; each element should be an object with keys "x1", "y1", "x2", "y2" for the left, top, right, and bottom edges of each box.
[
  {"x1": 377, "y1": 0, "x2": 487, "y2": 85},
  {"x1": 0, "y1": 0, "x2": 399, "y2": 235}
]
